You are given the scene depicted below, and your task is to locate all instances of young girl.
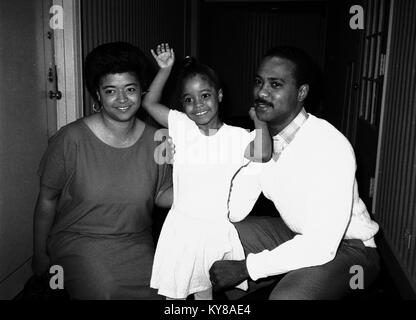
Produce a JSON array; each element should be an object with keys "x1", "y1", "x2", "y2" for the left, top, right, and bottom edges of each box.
[{"x1": 143, "y1": 43, "x2": 271, "y2": 300}]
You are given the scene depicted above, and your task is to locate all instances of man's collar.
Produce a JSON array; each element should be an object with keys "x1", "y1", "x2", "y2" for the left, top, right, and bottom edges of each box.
[{"x1": 272, "y1": 108, "x2": 309, "y2": 153}]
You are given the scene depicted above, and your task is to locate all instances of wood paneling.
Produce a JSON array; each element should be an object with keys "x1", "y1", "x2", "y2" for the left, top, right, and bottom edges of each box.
[{"x1": 375, "y1": 0, "x2": 416, "y2": 291}]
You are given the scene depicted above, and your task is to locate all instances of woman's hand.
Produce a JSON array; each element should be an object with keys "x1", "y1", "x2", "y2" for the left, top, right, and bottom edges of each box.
[
  {"x1": 151, "y1": 43, "x2": 175, "y2": 69},
  {"x1": 32, "y1": 252, "x2": 51, "y2": 276},
  {"x1": 165, "y1": 137, "x2": 175, "y2": 164}
]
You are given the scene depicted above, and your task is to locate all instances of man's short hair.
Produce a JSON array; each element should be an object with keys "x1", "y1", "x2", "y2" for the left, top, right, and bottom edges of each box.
[{"x1": 263, "y1": 46, "x2": 314, "y2": 89}]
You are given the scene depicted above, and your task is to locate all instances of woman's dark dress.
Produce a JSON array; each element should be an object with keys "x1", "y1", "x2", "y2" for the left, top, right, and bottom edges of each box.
[{"x1": 38, "y1": 119, "x2": 172, "y2": 299}]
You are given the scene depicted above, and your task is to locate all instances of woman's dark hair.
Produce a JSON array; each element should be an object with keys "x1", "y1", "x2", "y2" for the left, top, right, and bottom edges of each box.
[
  {"x1": 178, "y1": 56, "x2": 222, "y2": 93},
  {"x1": 84, "y1": 42, "x2": 152, "y2": 101}
]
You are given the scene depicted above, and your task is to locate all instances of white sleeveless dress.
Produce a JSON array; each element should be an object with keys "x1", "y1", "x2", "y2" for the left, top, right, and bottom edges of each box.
[{"x1": 150, "y1": 110, "x2": 252, "y2": 299}]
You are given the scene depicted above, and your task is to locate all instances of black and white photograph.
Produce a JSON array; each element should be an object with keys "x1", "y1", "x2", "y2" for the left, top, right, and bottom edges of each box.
[{"x1": 0, "y1": 0, "x2": 415, "y2": 311}]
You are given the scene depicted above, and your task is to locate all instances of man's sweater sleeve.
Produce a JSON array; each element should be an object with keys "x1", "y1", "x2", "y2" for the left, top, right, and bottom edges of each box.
[
  {"x1": 246, "y1": 147, "x2": 356, "y2": 281},
  {"x1": 228, "y1": 161, "x2": 263, "y2": 223}
]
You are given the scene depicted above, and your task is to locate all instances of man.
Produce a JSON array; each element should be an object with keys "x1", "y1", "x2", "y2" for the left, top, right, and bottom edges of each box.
[{"x1": 209, "y1": 46, "x2": 380, "y2": 300}]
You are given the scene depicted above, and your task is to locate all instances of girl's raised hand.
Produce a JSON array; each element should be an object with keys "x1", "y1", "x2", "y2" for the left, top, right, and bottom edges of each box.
[{"x1": 151, "y1": 43, "x2": 175, "y2": 69}]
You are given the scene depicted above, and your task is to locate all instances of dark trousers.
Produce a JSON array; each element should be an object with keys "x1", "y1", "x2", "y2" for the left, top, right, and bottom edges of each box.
[{"x1": 226, "y1": 216, "x2": 380, "y2": 300}]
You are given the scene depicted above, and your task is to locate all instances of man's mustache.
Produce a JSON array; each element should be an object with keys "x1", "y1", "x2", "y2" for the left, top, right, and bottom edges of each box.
[{"x1": 254, "y1": 98, "x2": 273, "y2": 107}]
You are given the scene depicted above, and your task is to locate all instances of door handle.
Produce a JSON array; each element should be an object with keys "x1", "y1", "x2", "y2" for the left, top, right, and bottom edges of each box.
[
  {"x1": 49, "y1": 90, "x2": 62, "y2": 99},
  {"x1": 48, "y1": 65, "x2": 62, "y2": 100}
]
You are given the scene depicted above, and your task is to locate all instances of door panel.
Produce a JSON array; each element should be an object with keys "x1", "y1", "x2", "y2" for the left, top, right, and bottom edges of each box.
[
  {"x1": 374, "y1": 0, "x2": 416, "y2": 294},
  {"x1": 0, "y1": 0, "x2": 55, "y2": 299}
]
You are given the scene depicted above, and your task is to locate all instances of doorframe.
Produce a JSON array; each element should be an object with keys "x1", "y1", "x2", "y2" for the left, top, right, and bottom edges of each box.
[{"x1": 52, "y1": 0, "x2": 83, "y2": 130}]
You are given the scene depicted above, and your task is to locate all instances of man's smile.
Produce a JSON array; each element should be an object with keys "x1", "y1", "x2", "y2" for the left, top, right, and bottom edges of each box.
[{"x1": 254, "y1": 98, "x2": 273, "y2": 111}]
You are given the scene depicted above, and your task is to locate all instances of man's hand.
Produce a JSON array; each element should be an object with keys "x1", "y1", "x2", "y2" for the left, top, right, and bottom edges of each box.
[
  {"x1": 209, "y1": 260, "x2": 249, "y2": 292},
  {"x1": 248, "y1": 106, "x2": 258, "y2": 122},
  {"x1": 151, "y1": 43, "x2": 175, "y2": 69},
  {"x1": 249, "y1": 106, "x2": 268, "y2": 128}
]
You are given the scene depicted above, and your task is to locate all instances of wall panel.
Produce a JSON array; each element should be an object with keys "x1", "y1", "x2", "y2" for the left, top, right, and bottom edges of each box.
[
  {"x1": 375, "y1": 0, "x2": 416, "y2": 290},
  {"x1": 200, "y1": 2, "x2": 326, "y2": 123}
]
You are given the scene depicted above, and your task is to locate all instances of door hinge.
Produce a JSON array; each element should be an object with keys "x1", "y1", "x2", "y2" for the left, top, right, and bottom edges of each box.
[{"x1": 48, "y1": 65, "x2": 62, "y2": 100}]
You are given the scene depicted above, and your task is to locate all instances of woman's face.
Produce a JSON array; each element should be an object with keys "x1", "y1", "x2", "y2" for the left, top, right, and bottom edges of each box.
[{"x1": 97, "y1": 72, "x2": 142, "y2": 123}]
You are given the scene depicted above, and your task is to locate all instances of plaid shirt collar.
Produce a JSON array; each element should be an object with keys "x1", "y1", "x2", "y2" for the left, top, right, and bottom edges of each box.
[{"x1": 272, "y1": 108, "x2": 309, "y2": 159}]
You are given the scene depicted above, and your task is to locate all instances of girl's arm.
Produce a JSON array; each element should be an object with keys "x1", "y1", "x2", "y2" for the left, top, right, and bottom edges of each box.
[
  {"x1": 32, "y1": 183, "x2": 60, "y2": 275},
  {"x1": 142, "y1": 43, "x2": 175, "y2": 128},
  {"x1": 244, "y1": 107, "x2": 272, "y2": 162}
]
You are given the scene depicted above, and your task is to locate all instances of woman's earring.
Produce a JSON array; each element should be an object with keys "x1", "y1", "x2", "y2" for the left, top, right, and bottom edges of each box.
[{"x1": 92, "y1": 102, "x2": 102, "y2": 113}]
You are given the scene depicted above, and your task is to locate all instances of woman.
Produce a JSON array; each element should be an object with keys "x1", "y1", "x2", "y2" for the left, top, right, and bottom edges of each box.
[{"x1": 32, "y1": 42, "x2": 173, "y2": 299}]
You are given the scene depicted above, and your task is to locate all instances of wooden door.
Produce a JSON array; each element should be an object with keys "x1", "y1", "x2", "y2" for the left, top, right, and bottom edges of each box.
[{"x1": 0, "y1": 0, "x2": 57, "y2": 299}]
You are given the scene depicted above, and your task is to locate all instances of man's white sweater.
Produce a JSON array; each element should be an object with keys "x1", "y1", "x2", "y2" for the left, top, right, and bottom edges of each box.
[{"x1": 229, "y1": 114, "x2": 379, "y2": 281}]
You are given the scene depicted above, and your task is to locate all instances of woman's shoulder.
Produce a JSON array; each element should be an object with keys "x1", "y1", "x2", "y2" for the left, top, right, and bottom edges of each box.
[
  {"x1": 48, "y1": 118, "x2": 86, "y2": 145},
  {"x1": 136, "y1": 119, "x2": 170, "y2": 149},
  {"x1": 141, "y1": 119, "x2": 161, "y2": 138}
]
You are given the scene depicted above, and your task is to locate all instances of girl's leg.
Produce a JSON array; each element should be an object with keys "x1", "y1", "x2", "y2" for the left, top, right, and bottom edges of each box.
[{"x1": 194, "y1": 288, "x2": 213, "y2": 300}]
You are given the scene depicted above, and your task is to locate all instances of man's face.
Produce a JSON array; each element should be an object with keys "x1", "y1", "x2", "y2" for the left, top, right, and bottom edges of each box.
[{"x1": 253, "y1": 56, "x2": 303, "y2": 131}]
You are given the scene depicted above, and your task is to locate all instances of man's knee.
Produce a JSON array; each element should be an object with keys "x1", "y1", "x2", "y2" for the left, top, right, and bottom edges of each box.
[
  {"x1": 234, "y1": 216, "x2": 292, "y2": 254},
  {"x1": 268, "y1": 285, "x2": 321, "y2": 300},
  {"x1": 268, "y1": 275, "x2": 334, "y2": 300}
]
